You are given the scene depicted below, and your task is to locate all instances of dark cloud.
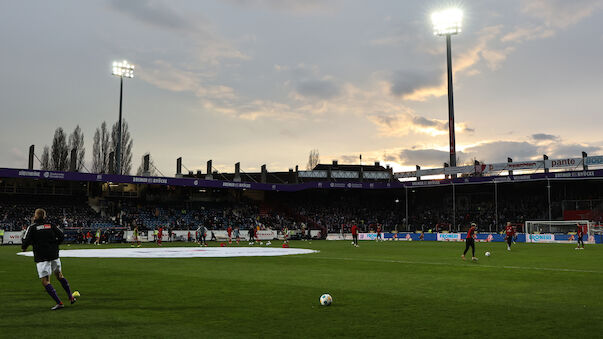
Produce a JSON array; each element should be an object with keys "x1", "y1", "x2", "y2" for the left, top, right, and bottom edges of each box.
[
  {"x1": 296, "y1": 79, "x2": 341, "y2": 100},
  {"x1": 390, "y1": 69, "x2": 442, "y2": 97},
  {"x1": 109, "y1": 0, "x2": 194, "y2": 31},
  {"x1": 531, "y1": 133, "x2": 557, "y2": 141},
  {"x1": 411, "y1": 116, "x2": 440, "y2": 128},
  {"x1": 395, "y1": 141, "x2": 541, "y2": 168},
  {"x1": 340, "y1": 155, "x2": 361, "y2": 163},
  {"x1": 463, "y1": 141, "x2": 540, "y2": 162},
  {"x1": 369, "y1": 114, "x2": 398, "y2": 128},
  {"x1": 384, "y1": 154, "x2": 398, "y2": 162}
]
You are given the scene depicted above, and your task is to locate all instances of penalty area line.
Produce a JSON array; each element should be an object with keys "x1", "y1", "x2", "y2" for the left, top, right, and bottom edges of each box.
[{"x1": 303, "y1": 256, "x2": 603, "y2": 274}]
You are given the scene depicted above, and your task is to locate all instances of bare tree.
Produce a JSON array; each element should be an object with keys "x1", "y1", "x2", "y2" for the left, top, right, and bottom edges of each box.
[
  {"x1": 306, "y1": 149, "x2": 320, "y2": 170},
  {"x1": 92, "y1": 121, "x2": 111, "y2": 173},
  {"x1": 50, "y1": 127, "x2": 69, "y2": 171},
  {"x1": 92, "y1": 128, "x2": 101, "y2": 173},
  {"x1": 136, "y1": 153, "x2": 158, "y2": 176},
  {"x1": 41, "y1": 146, "x2": 50, "y2": 170},
  {"x1": 68, "y1": 125, "x2": 85, "y2": 171},
  {"x1": 111, "y1": 120, "x2": 134, "y2": 175}
]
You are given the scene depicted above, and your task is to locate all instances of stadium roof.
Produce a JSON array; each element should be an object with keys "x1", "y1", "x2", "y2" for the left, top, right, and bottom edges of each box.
[{"x1": 2, "y1": 167, "x2": 602, "y2": 193}]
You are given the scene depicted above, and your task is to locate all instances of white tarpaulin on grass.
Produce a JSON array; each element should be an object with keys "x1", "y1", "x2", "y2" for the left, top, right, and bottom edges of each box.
[{"x1": 17, "y1": 247, "x2": 318, "y2": 258}]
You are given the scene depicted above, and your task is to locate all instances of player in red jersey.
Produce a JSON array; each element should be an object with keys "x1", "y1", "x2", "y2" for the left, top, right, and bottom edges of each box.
[
  {"x1": 376, "y1": 224, "x2": 382, "y2": 242},
  {"x1": 227, "y1": 226, "x2": 232, "y2": 244},
  {"x1": 351, "y1": 224, "x2": 359, "y2": 247},
  {"x1": 575, "y1": 225, "x2": 585, "y2": 250},
  {"x1": 505, "y1": 222, "x2": 515, "y2": 251},
  {"x1": 462, "y1": 223, "x2": 478, "y2": 261},
  {"x1": 157, "y1": 227, "x2": 163, "y2": 246}
]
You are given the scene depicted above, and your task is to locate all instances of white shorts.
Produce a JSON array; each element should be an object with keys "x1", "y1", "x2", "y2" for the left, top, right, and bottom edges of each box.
[{"x1": 36, "y1": 259, "x2": 62, "y2": 279}]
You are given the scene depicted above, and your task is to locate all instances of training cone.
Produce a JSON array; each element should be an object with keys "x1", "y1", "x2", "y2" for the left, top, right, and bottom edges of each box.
[{"x1": 220, "y1": 243, "x2": 226, "y2": 247}]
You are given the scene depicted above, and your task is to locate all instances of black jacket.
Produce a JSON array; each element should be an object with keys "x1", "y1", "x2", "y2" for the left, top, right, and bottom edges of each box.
[{"x1": 21, "y1": 220, "x2": 64, "y2": 263}]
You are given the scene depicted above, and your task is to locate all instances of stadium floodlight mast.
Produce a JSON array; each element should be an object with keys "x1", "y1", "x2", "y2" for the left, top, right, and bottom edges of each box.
[
  {"x1": 432, "y1": 8, "x2": 462, "y2": 173},
  {"x1": 111, "y1": 60, "x2": 135, "y2": 175}
]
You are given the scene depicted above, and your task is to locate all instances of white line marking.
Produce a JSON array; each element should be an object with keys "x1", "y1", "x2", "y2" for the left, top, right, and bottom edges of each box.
[{"x1": 305, "y1": 256, "x2": 603, "y2": 274}]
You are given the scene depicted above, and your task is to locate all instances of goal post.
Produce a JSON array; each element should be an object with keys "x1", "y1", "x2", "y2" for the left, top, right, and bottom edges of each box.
[
  {"x1": 525, "y1": 220, "x2": 593, "y2": 235},
  {"x1": 524, "y1": 220, "x2": 598, "y2": 243}
]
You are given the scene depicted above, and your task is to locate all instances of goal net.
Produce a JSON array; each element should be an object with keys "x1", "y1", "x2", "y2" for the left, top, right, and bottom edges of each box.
[{"x1": 525, "y1": 220, "x2": 593, "y2": 235}]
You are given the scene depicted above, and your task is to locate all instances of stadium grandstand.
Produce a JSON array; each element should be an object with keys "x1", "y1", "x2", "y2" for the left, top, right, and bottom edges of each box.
[{"x1": 1, "y1": 151, "x2": 603, "y2": 244}]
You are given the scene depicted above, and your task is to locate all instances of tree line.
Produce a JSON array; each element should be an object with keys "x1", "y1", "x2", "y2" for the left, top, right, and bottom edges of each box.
[{"x1": 40, "y1": 120, "x2": 134, "y2": 175}]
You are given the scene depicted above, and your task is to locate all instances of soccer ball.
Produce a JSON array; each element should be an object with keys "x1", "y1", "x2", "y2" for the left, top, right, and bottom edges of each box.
[
  {"x1": 72, "y1": 291, "x2": 80, "y2": 298},
  {"x1": 485, "y1": 251, "x2": 491, "y2": 257},
  {"x1": 266, "y1": 241, "x2": 271, "y2": 246},
  {"x1": 319, "y1": 294, "x2": 333, "y2": 306}
]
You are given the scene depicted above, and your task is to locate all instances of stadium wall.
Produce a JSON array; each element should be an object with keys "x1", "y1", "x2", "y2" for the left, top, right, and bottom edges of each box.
[{"x1": 327, "y1": 233, "x2": 602, "y2": 244}]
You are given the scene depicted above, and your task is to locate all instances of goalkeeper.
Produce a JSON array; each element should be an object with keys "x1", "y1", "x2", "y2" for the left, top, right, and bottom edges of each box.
[{"x1": 575, "y1": 225, "x2": 585, "y2": 250}]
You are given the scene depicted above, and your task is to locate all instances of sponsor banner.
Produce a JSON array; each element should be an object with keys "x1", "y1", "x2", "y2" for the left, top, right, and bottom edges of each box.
[
  {"x1": 526, "y1": 233, "x2": 601, "y2": 244},
  {"x1": 388, "y1": 233, "x2": 439, "y2": 241},
  {"x1": 326, "y1": 233, "x2": 354, "y2": 240},
  {"x1": 474, "y1": 233, "x2": 506, "y2": 242},
  {"x1": 3, "y1": 231, "x2": 23, "y2": 244},
  {"x1": 326, "y1": 234, "x2": 344, "y2": 240},
  {"x1": 3, "y1": 167, "x2": 603, "y2": 192},
  {"x1": 437, "y1": 233, "x2": 462, "y2": 241},
  {"x1": 527, "y1": 234, "x2": 555, "y2": 243},
  {"x1": 585, "y1": 156, "x2": 603, "y2": 166},
  {"x1": 444, "y1": 165, "x2": 475, "y2": 175},
  {"x1": 256, "y1": 230, "x2": 278, "y2": 240},
  {"x1": 326, "y1": 233, "x2": 601, "y2": 244},
  {"x1": 359, "y1": 233, "x2": 379, "y2": 240},
  {"x1": 396, "y1": 171, "x2": 419, "y2": 178},
  {"x1": 383, "y1": 233, "x2": 422, "y2": 241},
  {"x1": 417, "y1": 168, "x2": 445, "y2": 177},
  {"x1": 546, "y1": 158, "x2": 583, "y2": 169},
  {"x1": 553, "y1": 171, "x2": 595, "y2": 179},
  {"x1": 125, "y1": 230, "x2": 277, "y2": 242},
  {"x1": 484, "y1": 161, "x2": 542, "y2": 173}
]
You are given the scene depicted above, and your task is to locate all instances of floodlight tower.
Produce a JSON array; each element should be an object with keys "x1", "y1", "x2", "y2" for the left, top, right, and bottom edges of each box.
[
  {"x1": 112, "y1": 60, "x2": 135, "y2": 175},
  {"x1": 432, "y1": 8, "x2": 462, "y2": 171}
]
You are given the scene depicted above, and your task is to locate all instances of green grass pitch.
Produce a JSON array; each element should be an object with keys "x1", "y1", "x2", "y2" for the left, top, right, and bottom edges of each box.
[{"x1": 1, "y1": 240, "x2": 602, "y2": 338}]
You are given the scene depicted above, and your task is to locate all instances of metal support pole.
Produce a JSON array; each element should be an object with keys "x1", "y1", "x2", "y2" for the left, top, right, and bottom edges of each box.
[
  {"x1": 405, "y1": 186, "x2": 409, "y2": 231},
  {"x1": 452, "y1": 183, "x2": 456, "y2": 231},
  {"x1": 547, "y1": 179, "x2": 552, "y2": 232},
  {"x1": 116, "y1": 76, "x2": 124, "y2": 175},
  {"x1": 446, "y1": 34, "x2": 457, "y2": 175},
  {"x1": 493, "y1": 182, "x2": 498, "y2": 233}
]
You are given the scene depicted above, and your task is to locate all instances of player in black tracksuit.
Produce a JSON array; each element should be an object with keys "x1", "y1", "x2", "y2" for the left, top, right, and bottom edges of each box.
[
  {"x1": 249, "y1": 226, "x2": 256, "y2": 243},
  {"x1": 21, "y1": 209, "x2": 76, "y2": 310}
]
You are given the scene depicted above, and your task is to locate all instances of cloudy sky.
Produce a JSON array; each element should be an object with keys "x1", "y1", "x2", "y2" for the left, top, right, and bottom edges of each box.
[{"x1": 1, "y1": 0, "x2": 602, "y2": 175}]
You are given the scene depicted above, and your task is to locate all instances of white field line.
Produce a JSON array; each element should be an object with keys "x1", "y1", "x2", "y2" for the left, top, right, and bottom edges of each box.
[{"x1": 304, "y1": 256, "x2": 603, "y2": 274}]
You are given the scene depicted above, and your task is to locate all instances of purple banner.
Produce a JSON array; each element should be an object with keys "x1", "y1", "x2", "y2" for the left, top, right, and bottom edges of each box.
[{"x1": 1, "y1": 168, "x2": 602, "y2": 192}]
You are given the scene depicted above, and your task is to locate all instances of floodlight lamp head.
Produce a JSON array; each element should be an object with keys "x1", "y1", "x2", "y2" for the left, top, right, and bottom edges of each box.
[
  {"x1": 432, "y1": 8, "x2": 463, "y2": 36},
  {"x1": 112, "y1": 60, "x2": 135, "y2": 78}
]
